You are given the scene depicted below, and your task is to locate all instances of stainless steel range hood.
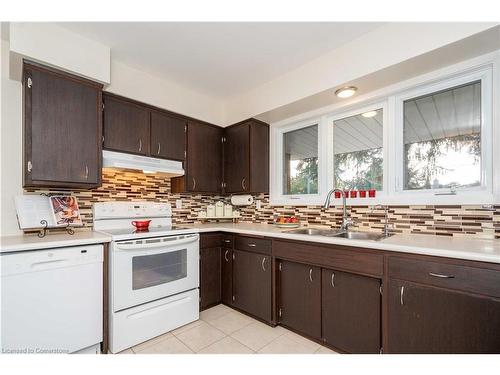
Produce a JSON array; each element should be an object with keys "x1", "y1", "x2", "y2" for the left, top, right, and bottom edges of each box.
[{"x1": 102, "y1": 150, "x2": 184, "y2": 176}]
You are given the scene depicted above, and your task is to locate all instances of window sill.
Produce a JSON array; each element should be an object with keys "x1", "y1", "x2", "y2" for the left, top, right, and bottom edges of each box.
[{"x1": 268, "y1": 192, "x2": 497, "y2": 207}]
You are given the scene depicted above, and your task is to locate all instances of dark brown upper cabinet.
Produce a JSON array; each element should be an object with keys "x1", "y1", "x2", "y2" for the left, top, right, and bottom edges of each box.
[
  {"x1": 171, "y1": 121, "x2": 223, "y2": 194},
  {"x1": 223, "y1": 119, "x2": 269, "y2": 194},
  {"x1": 103, "y1": 94, "x2": 150, "y2": 156},
  {"x1": 278, "y1": 260, "x2": 321, "y2": 340},
  {"x1": 150, "y1": 111, "x2": 186, "y2": 161},
  {"x1": 23, "y1": 62, "x2": 103, "y2": 188},
  {"x1": 322, "y1": 268, "x2": 381, "y2": 353}
]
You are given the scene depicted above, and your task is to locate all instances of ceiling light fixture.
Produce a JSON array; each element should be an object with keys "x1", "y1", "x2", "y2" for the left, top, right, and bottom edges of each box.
[
  {"x1": 335, "y1": 86, "x2": 357, "y2": 98},
  {"x1": 361, "y1": 110, "x2": 377, "y2": 118}
]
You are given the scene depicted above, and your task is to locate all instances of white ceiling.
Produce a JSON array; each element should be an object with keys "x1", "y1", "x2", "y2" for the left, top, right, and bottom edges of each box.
[{"x1": 57, "y1": 22, "x2": 383, "y2": 99}]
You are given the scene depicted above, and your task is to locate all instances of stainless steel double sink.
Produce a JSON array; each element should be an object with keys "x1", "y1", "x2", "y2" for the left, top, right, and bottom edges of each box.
[{"x1": 284, "y1": 228, "x2": 393, "y2": 241}]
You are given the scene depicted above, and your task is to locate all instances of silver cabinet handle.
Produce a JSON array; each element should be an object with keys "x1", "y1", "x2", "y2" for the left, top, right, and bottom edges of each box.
[
  {"x1": 400, "y1": 285, "x2": 405, "y2": 305},
  {"x1": 262, "y1": 257, "x2": 267, "y2": 271},
  {"x1": 331, "y1": 272, "x2": 335, "y2": 287},
  {"x1": 309, "y1": 268, "x2": 313, "y2": 282},
  {"x1": 139, "y1": 139, "x2": 143, "y2": 152},
  {"x1": 192, "y1": 177, "x2": 196, "y2": 190},
  {"x1": 223, "y1": 239, "x2": 231, "y2": 243},
  {"x1": 248, "y1": 243, "x2": 256, "y2": 247},
  {"x1": 85, "y1": 165, "x2": 89, "y2": 179},
  {"x1": 224, "y1": 250, "x2": 229, "y2": 262},
  {"x1": 157, "y1": 142, "x2": 161, "y2": 155},
  {"x1": 241, "y1": 177, "x2": 246, "y2": 190},
  {"x1": 429, "y1": 272, "x2": 455, "y2": 279}
]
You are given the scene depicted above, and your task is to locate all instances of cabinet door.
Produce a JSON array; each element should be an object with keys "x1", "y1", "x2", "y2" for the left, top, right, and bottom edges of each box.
[
  {"x1": 387, "y1": 279, "x2": 500, "y2": 353},
  {"x1": 278, "y1": 260, "x2": 321, "y2": 340},
  {"x1": 249, "y1": 121, "x2": 269, "y2": 193},
  {"x1": 103, "y1": 95, "x2": 150, "y2": 155},
  {"x1": 200, "y1": 247, "x2": 221, "y2": 310},
  {"x1": 186, "y1": 121, "x2": 222, "y2": 193},
  {"x1": 224, "y1": 123, "x2": 250, "y2": 193},
  {"x1": 150, "y1": 111, "x2": 186, "y2": 161},
  {"x1": 322, "y1": 269, "x2": 381, "y2": 353},
  {"x1": 232, "y1": 250, "x2": 272, "y2": 322},
  {"x1": 24, "y1": 64, "x2": 102, "y2": 188},
  {"x1": 221, "y1": 247, "x2": 233, "y2": 306}
]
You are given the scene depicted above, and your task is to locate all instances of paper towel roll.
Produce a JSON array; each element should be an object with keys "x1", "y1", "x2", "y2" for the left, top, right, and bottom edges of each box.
[{"x1": 230, "y1": 194, "x2": 254, "y2": 206}]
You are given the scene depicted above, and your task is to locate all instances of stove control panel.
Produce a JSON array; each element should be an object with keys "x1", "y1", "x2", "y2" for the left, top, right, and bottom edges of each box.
[{"x1": 93, "y1": 202, "x2": 172, "y2": 219}]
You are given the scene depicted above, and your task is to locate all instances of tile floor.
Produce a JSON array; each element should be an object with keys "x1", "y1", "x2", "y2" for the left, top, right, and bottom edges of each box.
[{"x1": 119, "y1": 304, "x2": 338, "y2": 354}]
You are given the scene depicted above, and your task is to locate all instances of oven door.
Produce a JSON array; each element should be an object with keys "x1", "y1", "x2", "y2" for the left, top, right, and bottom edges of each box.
[{"x1": 111, "y1": 234, "x2": 199, "y2": 312}]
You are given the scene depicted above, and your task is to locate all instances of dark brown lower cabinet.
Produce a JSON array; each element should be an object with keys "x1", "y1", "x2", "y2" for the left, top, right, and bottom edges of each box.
[
  {"x1": 221, "y1": 247, "x2": 233, "y2": 306},
  {"x1": 278, "y1": 260, "x2": 321, "y2": 340},
  {"x1": 200, "y1": 247, "x2": 221, "y2": 310},
  {"x1": 387, "y1": 279, "x2": 500, "y2": 353},
  {"x1": 321, "y1": 269, "x2": 381, "y2": 353},
  {"x1": 232, "y1": 249, "x2": 272, "y2": 322}
]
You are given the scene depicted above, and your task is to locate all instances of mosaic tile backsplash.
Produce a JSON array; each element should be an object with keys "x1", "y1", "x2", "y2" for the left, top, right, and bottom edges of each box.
[{"x1": 26, "y1": 169, "x2": 500, "y2": 239}]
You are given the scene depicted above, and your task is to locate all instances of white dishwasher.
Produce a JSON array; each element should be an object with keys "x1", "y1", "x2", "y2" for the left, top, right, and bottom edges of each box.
[{"x1": 1, "y1": 244, "x2": 103, "y2": 354}]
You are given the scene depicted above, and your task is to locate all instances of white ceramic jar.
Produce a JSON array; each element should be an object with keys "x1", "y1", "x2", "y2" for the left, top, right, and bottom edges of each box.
[{"x1": 215, "y1": 201, "x2": 224, "y2": 217}]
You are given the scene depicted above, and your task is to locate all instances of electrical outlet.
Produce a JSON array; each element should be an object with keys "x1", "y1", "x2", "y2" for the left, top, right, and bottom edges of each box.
[
  {"x1": 256, "y1": 200, "x2": 261, "y2": 210},
  {"x1": 175, "y1": 199, "x2": 182, "y2": 209}
]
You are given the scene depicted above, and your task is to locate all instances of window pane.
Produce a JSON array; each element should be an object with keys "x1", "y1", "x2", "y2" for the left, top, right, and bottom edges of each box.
[
  {"x1": 283, "y1": 124, "x2": 318, "y2": 195},
  {"x1": 403, "y1": 81, "x2": 481, "y2": 190},
  {"x1": 333, "y1": 109, "x2": 383, "y2": 190}
]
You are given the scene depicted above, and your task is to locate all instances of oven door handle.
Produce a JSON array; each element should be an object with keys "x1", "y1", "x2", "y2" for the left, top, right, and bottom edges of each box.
[{"x1": 115, "y1": 235, "x2": 198, "y2": 251}]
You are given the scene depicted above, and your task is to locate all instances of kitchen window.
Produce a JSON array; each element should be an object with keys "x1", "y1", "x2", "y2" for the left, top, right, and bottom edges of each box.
[
  {"x1": 271, "y1": 56, "x2": 495, "y2": 205},
  {"x1": 282, "y1": 124, "x2": 319, "y2": 195},
  {"x1": 333, "y1": 108, "x2": 384, "y2": 191},
  {"x1": 395, "y1": 66, "x2": 493, "y2": 202},
  {"x1": 403, "y1": 81, "x2": 482, "y2": 191}
]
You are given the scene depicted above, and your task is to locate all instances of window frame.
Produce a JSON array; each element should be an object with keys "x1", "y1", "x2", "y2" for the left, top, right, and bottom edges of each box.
[
  {"x1": 326, "y1": 101, "x2": 389, "y2": 205},
  {"x1": 270, "y1": 117, "x2": 328, "y2": 205},
  {"x1": 393, "y1": 67, "x2": 493, "y2": 204}
]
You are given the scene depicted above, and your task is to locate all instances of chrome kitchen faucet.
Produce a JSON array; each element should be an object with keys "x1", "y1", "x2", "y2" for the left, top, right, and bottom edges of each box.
[{"x1": 323, "y1": 188, "x2": 354, "y2": 231}]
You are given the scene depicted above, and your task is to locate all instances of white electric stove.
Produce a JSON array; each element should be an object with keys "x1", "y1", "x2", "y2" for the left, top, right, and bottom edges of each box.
[{"x1": 93, "y1": 202, "x2": 200, "y2": 353}]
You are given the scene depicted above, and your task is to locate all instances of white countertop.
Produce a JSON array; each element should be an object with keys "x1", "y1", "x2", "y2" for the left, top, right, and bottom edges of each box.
[
  {"x1": 0, "y1": 231, "x2": 112, "y2": 253},
  {"x1": 2, "y1": 222, "x2": 498, "y2": 264},
  {"x1": 181, "y1": 222, "x2": 500, "y2": 264}
]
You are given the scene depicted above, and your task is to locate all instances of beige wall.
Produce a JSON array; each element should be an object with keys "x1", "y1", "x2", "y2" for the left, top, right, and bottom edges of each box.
[{"x1": 1, "y1": 37, "x2": 23, "y2": 236}]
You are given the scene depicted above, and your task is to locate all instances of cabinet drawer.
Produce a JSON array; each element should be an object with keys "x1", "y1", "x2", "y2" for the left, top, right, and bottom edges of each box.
[
  {"x1": 273, "y1": 240, "x2": 383, "y2": 277},
  {"x1": 221, "y1": 234, "x2": 233, "y2": 248},
  {"x1": 200, "y1": 233, "x2": 221, "y2": 249},
  {"x1": 234, "y1": 235, "x2": 271, "y2": 255},
  {"x1": 388, "y1": 256, "x2": 500, "y2": 298}
]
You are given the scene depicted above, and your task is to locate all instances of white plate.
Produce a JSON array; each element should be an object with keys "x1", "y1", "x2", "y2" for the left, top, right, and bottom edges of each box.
[{"x1": 273, "y1": 223, "x2": 300, "y2": 228}]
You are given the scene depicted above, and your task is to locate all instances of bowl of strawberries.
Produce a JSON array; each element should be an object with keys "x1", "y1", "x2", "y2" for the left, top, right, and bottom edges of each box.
[{"x1": 273, "y1": 216, "x2": 300, "y2": 228}]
